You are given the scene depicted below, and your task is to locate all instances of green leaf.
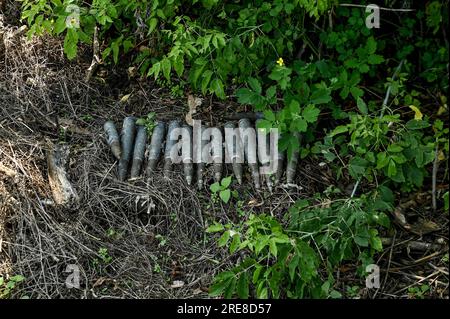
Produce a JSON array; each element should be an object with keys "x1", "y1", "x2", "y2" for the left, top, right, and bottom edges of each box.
[
  {"x1": 330, "y1": 125, "x2": 348, "y2": 137},
  {"x1": 220, "y1": 189, "x2": 231, "y2": 203},
  {"x1": 206, "y1": 222, "x2": 224, "y2": 233},
  {"x1": 350, "y1": 86, "x2": 364, "y2": 99},
  {"x1": 310, "y1": 88, "x2": 331, "y2": 104},
  {"x1": 291, "y1": 117, "x2": 308, "y2": 132},
  {"x1": 387, "y1": 159, "x2": 397, "y2": 177},
  {"x1": 229, "y1": 234, "x2": 241, "y2": 253},
  {"x1": 210, "y1": 182, "x2": 221, "y2": 193},
  {"x1": 269, "y1": 239, "x2": 278, "y2": 257},
  {"x1": 218, "y1": 230, "x2": 230, "y2": 247},
  {"x1": 148, "y1": 62, "x2": 161, "y2": 79},
  {"x1": 288, "y1": 254, "x2": 299, "y2": 281},
  {"x1": 368, "y1": 54, "x2": 384, "y2": 64},
  {"x1": 376, "y1": 152, "x2": 389, "y2": 169},
  {"x1": 173, "y1": 56, "x2": 184, "y2": 77},
  {"x1": 148, "y1": 18, "x2": 158, "y2": 34},
  {"x1": 289, "y1": 100, "x2": 300, "y2": 114},
  {"x1": 354, "y1": 235, "x2": 369, "y2": 247},
  {"x1": 349, "y1": 157, "x2": 368, "y2": 178},
  {"x1": 161, "y1": 58, "x2": 171, "y2": 81},
  {"x1": 247, "y1": 77, "x2": 262, "y2": 94},
  {"x1": 54, "y1": 16, "x2": 67, "y2": 35},
  {"x1": 237, "y1": 273, "x2": 249, "y2": 299},
  {"x1": 211, "y1": 78, "x2": 226, "y2": 99},
  {"x1": 406, "y1": 119, "x2": 430, "y2": 130},
  {"x1": 302, "y1": 105, "x2": 320, "y2": 123},
  {"x1": 221, "y1": 176, "x2": 232, "y2": 188},
  {"x1": 201, "y1": 70, "x2": 213, "y2": 95},
  {"x1": 252, "y1": 265, "x2": 263, "y2": 284},
  {"x1": 63, "y1": 28, "x2": 78, "y2": 60},
  {"x1": 356, "y1": 97, "x2": 368, "y2": 114},
  {"x1": 387, "y1": 144, "x2": 403, "y2": 153},
  {"x1": 366, "y1": 36, "x2": 377, "y2": 54}
]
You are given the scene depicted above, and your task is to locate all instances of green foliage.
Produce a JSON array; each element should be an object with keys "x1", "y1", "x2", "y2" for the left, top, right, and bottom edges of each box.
[
  {"x1": 0, "y1": 275, "x2": 25, "y2": 299},
  {"x1": 208, "y1": 191, "x2": 391, "y2": 299},
  {"x1": 408, "y1": 284, "x2": 430, "y2": 299},
  {"x1": 136, "y1": 112, "x2": 157, "y2": 135},
  {"x1": 210, "y1": 176, "x2": 236, "y2": 204},
  {"x1": 315, "y1": 113, "x2": 438, "y2": 191}
]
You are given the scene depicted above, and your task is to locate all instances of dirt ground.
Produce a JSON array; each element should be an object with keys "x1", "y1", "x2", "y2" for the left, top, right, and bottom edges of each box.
[{"x1": 0, "y1": 4, "x2": 448, "y2": 299}]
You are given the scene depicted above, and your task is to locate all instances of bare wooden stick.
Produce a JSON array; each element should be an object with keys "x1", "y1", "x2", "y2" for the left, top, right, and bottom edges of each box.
[{"x1": 85, "y1": 26, "x2": 100, "y2": 82}]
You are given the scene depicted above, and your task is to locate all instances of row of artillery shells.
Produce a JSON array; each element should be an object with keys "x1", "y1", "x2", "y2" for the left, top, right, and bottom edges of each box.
[{"x1": 104, "y1": 117, "x2": 302, "y2": 189}]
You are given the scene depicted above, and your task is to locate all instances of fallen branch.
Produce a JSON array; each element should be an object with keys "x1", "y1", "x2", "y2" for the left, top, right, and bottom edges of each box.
[
  {"x1": 85, "y1": 25, "x2": 100, "y2": 82},
  {"x1": 46, "y1": 141, "x2": 79, "y2": 207}
]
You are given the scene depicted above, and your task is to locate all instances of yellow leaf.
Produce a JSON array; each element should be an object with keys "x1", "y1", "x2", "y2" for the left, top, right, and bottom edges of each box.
[
  {"x1": 409, "y1": 105, "x2": 423, "y2": 120},
  {"x1": 120, "y1": 93, "x2": 131, "y2": 104},
  {"x1": 438, "y1": 150, "x2": 445, "y2": 161}
]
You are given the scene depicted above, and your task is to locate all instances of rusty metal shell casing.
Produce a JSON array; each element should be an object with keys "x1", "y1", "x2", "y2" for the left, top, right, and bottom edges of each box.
[
  {"x1": 210, "y1": 127, "x2": 223, "y2": 182},
  {"x1": 256, "y1": 119, "x2": 273, "y2": 189},
  {"x1": 195, "y1": 125, "x2": 207, "y2": 189},
  {"x1": 224, "y1": 122, "x2": 243, "y2": 184},
  {"x1": 118, "y1": 116, "x2": 137, "y2": 181},
  {"x1": 130, "y1": 125, "x2": 147, "y2": 178},
  {"x1": 238, "y1": 118, "x2": 260, "y2": 189},
  {"x1": 181, "y1": 124, "x2": 194, "y2": 185},
  {"x1": 104, "y1": 121, "x2": 122, "y2": 160},
  {"x1": 275, "y1": 139, "x2": 285, "y2": 185},
  {"x1": 164, "y1": 120, "x2": 181, "y2": 177},
  {"x1": 146, "y1": 121, "x2": 166, "y2": 175},
  {"x1": 286, "y1": 132, "x2": 301, "y2": 184}
]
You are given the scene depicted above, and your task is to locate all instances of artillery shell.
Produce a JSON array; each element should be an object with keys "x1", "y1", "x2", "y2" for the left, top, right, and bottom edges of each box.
[
  {"x1": 275, "y1": 142, "x2": 285, "y2": 185},
  {"x1": 118, "y1": 116, "x2": 137, "y2": 181},
  {"x1": 146, "y1": 121, "x2": 166, "y2": 175},
  {"x1": 130, "y1": 125, "x2": 147, "y2": 178},
  {"x1": 164, "y1": 120, "x2": 181, "y2": 176},
  {"x1": 103, "y1": 121, "x2": 121, "y2": 160},
  {"x1": 182, "y1": 124, "x2": 194, "y2": 185},
  {"x1": 238, "y1": 118, "x2": 260, "y2": 189},
  {"x1": 225, "y1": 112, "x2": 264, "y2": 121},
  {"x1": 210, "y1": 127, "x2": 223, "y2": 182},
  {"x1": 256, "y1": 119, "x2": 273, "y2": 190},
  {"x1": 224, "y1": 122, "x2": 243, "y2": 184},
  {"x1": 286, "y1": 132, "x2": 301, "y2": 184},
  {"x1": 196, "y1": 125, "x2": 207, "y2": 189}
]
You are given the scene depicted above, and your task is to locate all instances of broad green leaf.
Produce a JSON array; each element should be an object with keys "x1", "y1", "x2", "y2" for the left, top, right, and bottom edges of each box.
[
  {"x1": 211, "y1": 78, "x2": 226, "y2": 99},
  {"x1": 247, "y1": 77, "x2": 262, "y2": 94},
  {"x1": 218, "y1": 230, "x2": 230, "y2": 247},
  {"x1": 356, "y1": 97, "x2": 368, "y2": 114},
  {"x1": 229, "y1": 234, "x2": 241, "y2": 253},
  {"x1": 387, "y1": 159, "x2": 397, "y2": 177},
  {"x1": 206, "y1": 222, "x2": 224, "y2": 233},
  {"x1": 220, "y1": 189, "x2": 231, "y2": 203},
  {"x1": 210, "y1": 182, "x2": 221, "y2": 193},
  {"x1": 161, "y1": 58, "x2": 171, "y2": 81},
  {"x1": 220, "y1": 176, "x2": 232, "y2": 188},
  {"x1": 201, "y1": 70, "x2": 213, "y2": 95},
  {"x1": 237, "y1": 273, "x2": 249, "y2": 299},
  {"x1": 302, "y1": 105, "x2": 320, "y2": 123},
  {"x1": 349, "y1": 157, "x2": 368, "y2": 178},
  {"x1": 148, "y1": 18, "x2": 158, "y2": 34}
]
